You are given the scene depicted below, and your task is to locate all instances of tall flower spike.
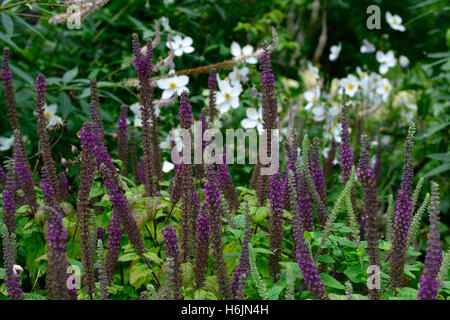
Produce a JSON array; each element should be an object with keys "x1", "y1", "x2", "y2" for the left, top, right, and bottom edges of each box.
[
  {"x1": 308, "y1": 137, "x2": 327, "y2": 206},
  {"x1": 13, "y1": 129, "x2": 37, "y2": 212},
  {"x1": 204, "y1": 164, "x2": 232, "y2": 299},
  {"x1": 357, "y1": 135, "x2": 380, "y2": 299},
  {"x1": 35, "y1": 73, "x2": 61, "y2": 201},
  {"x1": 390, "y1": 122, "x2": 416, "y2": 290},
  {"x1": 231, "y1": 210, "x2": 252, "y2": 299},
  {"x1": 105, "y1": 213, "x2": 122, "y2": 284},
  {"x1": 1, "y1": 48, "x2": 23, "y2": 143},
  {"x1": 194, "y1": 206, "x2": 210, "y2": 289},
  {"x1": 417, "y1": 181, "x2": 443, "y2": 300},
  {"x1": 132, "y1": 33, "x2": 157, "y2": 196},
  {"x1": 255, "y1": 40, "x2": 279, "y2": 205},
  {"x1": 162, "y1": 225, "x2": 183, "y2": 300},
  {"x1": 1, "y1": 224, "x2": 23, "y2": 300},
  {"x1": 0, "y1": 164, "x2": 6, "y2": 187},
  {"x1": 76, "y1": 141, "x2": 97, "y2": 296},
  {"x1": 287, "y1": 170, "x2": 327, "y2": 300},
  {"x1": 269, "y1": 172, "x2": 285, "y2": 281},
  {"x1": 178, "y1": 91, "x2": 196, "y2": 262},
  {"x1": 207, "y1": 68, "x2": 217, "y2": 124},
  {"x1": 117, "y1": 104, "x2": 129, "y2": 176},
  {"x1": 80, "y1": 122, "x2": 146, "y2": 263},
  {"x1": 97, "y1": 239, "x2": 109, "y2": 300},
  {"x1": 41, "y1": 203, "x2": 73, "y2": 299},
  {"x1": 340, "y1": 93, "x2": 357, "y2": 217}
]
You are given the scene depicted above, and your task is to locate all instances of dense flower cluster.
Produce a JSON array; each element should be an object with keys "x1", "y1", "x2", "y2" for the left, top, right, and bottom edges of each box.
[
  {"x1": 230, "y1": 212, "x2": 252, "y2": 299},
  {"x1": 356, "y1": 135, "x2": 380, "y2": 299},
  {"x1": 287, "y1": 171, "x2": 327, "y2": 300},
  {"x1": 268, "y1": 172, "x2": 285, "y2": 280},
  {"x1": 35, "y1": 74, "x2": 61, "y2": 202},
  {"x1": 162, "y1": 225, "x2": 183, "y2": 299},
  {"x1": 417, "y1": 182, "x2": 443, "y2": 300},
  {"x1": 390, "y1": 122, "x2": 416, "y2": 290},
  {"x1": 207, "y1": 68, "x2": 217, "y2": 124},
  {"x1": 194, "y1": 207, "x2": 210, "y2": 289},
  {"x1": 204, "y1": 164, "x2": 231, "y2": 299},
  {"x1": 1, "y1": 224, "x2": 23, "y2": 300},
  {"x1": 132, "y1": 33, "x2": 157, "y2": 196}
]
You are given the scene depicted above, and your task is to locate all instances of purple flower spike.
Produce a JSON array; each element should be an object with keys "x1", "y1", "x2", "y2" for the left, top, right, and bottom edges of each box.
[
  {"x1": 418, "y1": 182, "x2": 443, "y2": 300},
  {"x1": 162, "y1": 225, "x2": 183, "y2": 300},
  {"x1": 269, "y1": 172, "x2": 285, "y2": 280}
]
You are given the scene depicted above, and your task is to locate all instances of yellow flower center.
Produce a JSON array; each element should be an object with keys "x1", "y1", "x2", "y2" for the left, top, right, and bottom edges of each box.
[
  {"x1": 235, "y1": 73, "x2": 240, "y2": 79},
  {"x1": 45, "y1": 111, "x2": 52, "y2": 120},
  {"x1": 373, "y1": 78, "x2": 378, "y2": 83},
  {"x1": 393, "y1": 18, "x2": 397, "y2": 25},
  {"x1": 311, "y1": 96, "x2": 316, "y2": 102},
  {"x1": 384, "y1": 85, "x2": 389, "y2": 92},
  {"x1": 178, "y1": 43, "x2": 183, "y2": 48},
  {"x1": 169, "y1": 82, "x2": 176, "y2": 89},
  {"x1": 347, "y1": 83, "x2": 354, "y2": 90},
  {"x1": 224, "y1": 92, "x2": 231, "y2": 100}
]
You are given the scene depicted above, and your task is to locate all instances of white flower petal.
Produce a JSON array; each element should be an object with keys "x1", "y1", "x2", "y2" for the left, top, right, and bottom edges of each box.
[
  {"x1": 162, "y1": 160, "x2": 175, "y2": 173},
  {"x1": 230, "y1": 42, "x2": 241, "y2": 58},
  {"x1": 246, "y1": 108, "x2": 259, "y2": 120},
  {"x1": 242, "y1": 45, "x2": 254, "y2": 56},
  {"x1": 157, "y1": 78, "x2": 172, "y2": 90},
  {"x1": 241, "y1": 118, "x2": 258, "y2": 129},
  {"x1": 162, "y1": 89, "x2": 175, "y2": 100},
  {"x1": 183, "y1": 46, "x2": 194, "y2": 54},
  {"x1": 230, "y1": 96, "x2": 240, "y2": 109},
  {"x1": 182, "y1": 36, "x2": 193, "y2": 47},
  {"x1": 176, "y1": 75, "x2": 189, "y2": 87}
]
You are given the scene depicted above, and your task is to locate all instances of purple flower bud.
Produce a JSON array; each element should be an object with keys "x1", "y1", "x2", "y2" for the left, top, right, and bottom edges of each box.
[{"x1": 162, "y1": 225, "x2": 183, "y2": 299}]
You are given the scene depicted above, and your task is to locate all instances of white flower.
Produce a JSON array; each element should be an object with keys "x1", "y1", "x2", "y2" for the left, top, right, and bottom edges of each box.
[
  {"x1": 13, "y1": 264, "x2": 23, "y2": 276},
  {"x1": 162, "y1": 160, "x2": 175, "y2": 173},
  {"x1": 303, "y1": 85, "x2": 321, "y2": 110},
  {"x1": 228, "y1": 66, "x2": 250, "y2": 85},
  {"x1": 312, "y1": 104, "x2": 326, "y2": 122},
  {"x1": 166, "y1": 35, "x2": 194, "y2": 56},
  {"x1": 339, "y1": 74, "x2": 359, "y2": 97},
  {"x1": 376, "y1": 78, "x2": 392, "y2": 102},
  {"x1": 400, "y1": 110, "x2": 414, "y2": 123},
  {"x1": 241, "y1": 108, "x2": 263, "y2": 134},
  {"x1": 156, "y1": 75, "x2": 189, "y2": 100},
  {"x1": 356, "y1": 67, "x2": 370, "y2": 93},
  {"x1": 369, "y1": 72, "x2": 382, "y2": 89},
  {"x1": 307, "y1": 62, "x2": 320, "y2": 80},
  {"x1": 0, "y1": 135, "x2": 14, "y2": 151},
  {"x1": 376, "y1": 50, "x2": 396, "y2": 74},
  {"x1": 160, "y1": 132, "x2": 183, "y2": 152},
  {"x1": 324, "y1": 120, "x2": 342, "y2": 144},
  {"x1": 329, "y1": 43, "x2": 342, "y2": 61},
  {"x1": 161, "y1": 17, "x2": 171, "y2": 31},
  {"x1": 399, "y1": 55, "x2": 410, "y2": 68},
  {"x1": 216, "y1": 79, "x2": 242, "y2": 113},
  {"x1": 43, "y1": 104, "x2": 63, "y2": 128},
  {"x1": 230, "y1": 42, "x2": 257, "y2": 64},
  {"x1": 360, "y1": 39, "x2": 376, "y2": 54},
  {"x1": 386, "y1": 12, "x2": 405, "y2": 32}
]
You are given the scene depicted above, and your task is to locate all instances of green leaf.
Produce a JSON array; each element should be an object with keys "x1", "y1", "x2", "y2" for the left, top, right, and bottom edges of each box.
[
  {"x1": 118, "y1": 252, "x2": 140, "y2": 262},
  {"x1": 62, "y1": 66, "x2": 78, "y2": 83},
  {"x1": 23, "y1": 293, "x2": 46, "y2": 300},
  {"x1": 424, "y1": 163, "x2": 450, "y2": 178},
  {"x1": 266, "y1": 285, "x2": 283, "y2": 300},
  {"x1": 320, "y1": 273, "x2": 345, "y2": 290},
  {"x1": 417, "y1": 122, "x2": 450, "y2": 140},
  {"x1": 251, "y1": 206, "x2": 269, "y2": 223},
  {"x1": 427, "y1": 153, "x2": 450, "y2": 162},
  {"x1": 317, "y1": 255, "x2": 335, "y2": 264},
  {"x1": 59, "y1": 91, "x2": 73, "y2": 118},
  {"x1": 1, "y1": 13, "x2": 13, "y2": 37}
]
